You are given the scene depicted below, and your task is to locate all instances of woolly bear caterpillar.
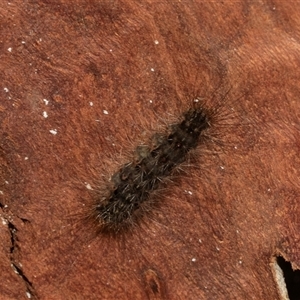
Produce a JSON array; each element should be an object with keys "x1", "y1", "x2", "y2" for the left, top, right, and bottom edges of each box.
[{"x1": 86, "y1": 105, "x2": 211, "y2": 234}]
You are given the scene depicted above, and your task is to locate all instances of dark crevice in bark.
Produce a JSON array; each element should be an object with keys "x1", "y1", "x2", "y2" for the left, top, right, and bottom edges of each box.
[
  {"x1": 277, "y1": 256, "x2": 300, "y2": 300},
  {"x1": 7, "y1": 217, "x2": 38, "y2": 299}
]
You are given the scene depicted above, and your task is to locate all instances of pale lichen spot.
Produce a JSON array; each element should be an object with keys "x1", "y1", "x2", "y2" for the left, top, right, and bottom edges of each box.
[
  {"x1": 49, "y1": 129, "x2": 57, "y2": 135},
  {"x1": 85, "y1": 183, "x2": 93, "y2": 190}
]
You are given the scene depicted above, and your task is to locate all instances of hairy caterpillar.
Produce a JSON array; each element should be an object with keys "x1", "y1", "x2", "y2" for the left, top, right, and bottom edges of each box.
[{"x1": 86, "y1": 105, "x2": 211, "y2": 233}]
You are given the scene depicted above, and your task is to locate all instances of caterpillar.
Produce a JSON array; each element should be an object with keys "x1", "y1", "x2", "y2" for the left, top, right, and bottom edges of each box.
[{"x1": 87, "y1": 105, "x2": 211, "y2": 234}]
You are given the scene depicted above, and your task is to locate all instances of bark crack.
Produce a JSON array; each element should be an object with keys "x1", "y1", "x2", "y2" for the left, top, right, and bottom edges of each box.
[{"x1": 1, "y1": 202, "x2": 37, "y2": 299}]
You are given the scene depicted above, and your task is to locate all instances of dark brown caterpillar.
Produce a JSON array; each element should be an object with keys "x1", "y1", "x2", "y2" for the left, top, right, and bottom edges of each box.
[{"x1": 90, "y1": 107, "x2": 210, "y2": 233}]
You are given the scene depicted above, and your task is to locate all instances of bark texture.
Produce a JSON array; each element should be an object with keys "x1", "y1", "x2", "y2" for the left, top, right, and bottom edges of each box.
[{"x1": 1, "y1": 1, "x2": 300, "y2": 299}]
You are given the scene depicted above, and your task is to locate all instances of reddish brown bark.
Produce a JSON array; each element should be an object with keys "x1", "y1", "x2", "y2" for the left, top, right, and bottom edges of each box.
[{"x1": 1, "y1": 1, "x2": 300, "y2": 299}]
